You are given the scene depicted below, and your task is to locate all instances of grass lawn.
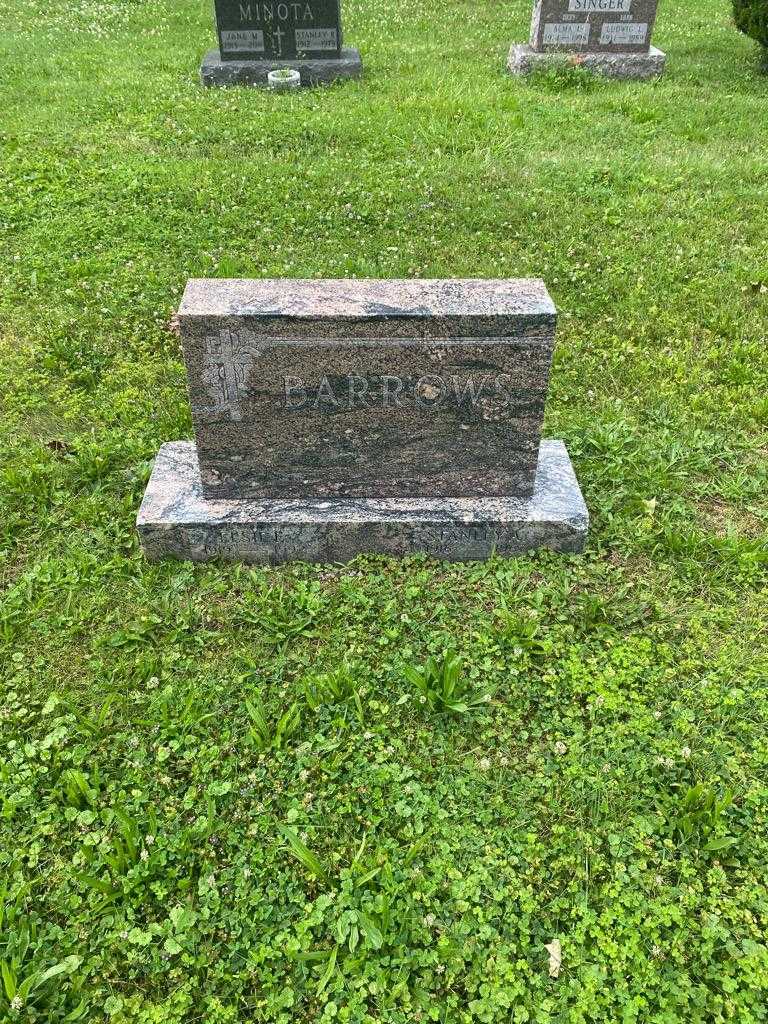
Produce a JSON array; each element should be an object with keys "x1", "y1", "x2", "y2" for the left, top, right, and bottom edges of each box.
[{"x1": 2, "y1": 0, "x2": 768, "y2": 1020}]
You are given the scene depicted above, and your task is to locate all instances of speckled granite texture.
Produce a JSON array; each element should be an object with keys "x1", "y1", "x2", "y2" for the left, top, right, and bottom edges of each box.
[
  {"x1": 508, "y1": 43, "x2": 665, "y2": 78},
  {"x1": 200, "y1": 48, "x2": 362, "y2": 87},
  {"x1": 137, "y1": 440, "x2": 588, "y2": 564},
  {"x1": 178, "y1": 278, "x2": 557, "y2": 330},
  {"x1": 529, "y1": 0, "x2": 661, "y2": 53},
  {"x1": 177, "y1": 278, "x2": 557, "y2": 500}
]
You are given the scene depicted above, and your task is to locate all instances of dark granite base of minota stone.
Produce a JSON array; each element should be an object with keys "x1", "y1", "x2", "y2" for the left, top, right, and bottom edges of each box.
[
  {"x1": 508, "y1": 44, "x2": 666, "y2": 80},
  {"x1": 137, "y1": 440, "x2": 588, "y2": 564},
  {"x1": 200, "y1": 48, "x2": 362, "y2": 87}
]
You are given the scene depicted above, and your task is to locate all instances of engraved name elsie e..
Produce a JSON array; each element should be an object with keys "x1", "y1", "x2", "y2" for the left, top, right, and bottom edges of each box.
[{"x1": 202, "y1": 525, "x2": 307, "y2": 557}]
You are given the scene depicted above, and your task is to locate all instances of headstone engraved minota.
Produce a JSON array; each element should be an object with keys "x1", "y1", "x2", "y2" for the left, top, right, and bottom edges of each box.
[
  {"x1": 201, "y1": 0, "x2": 362, "y2": 87},
  {"x1": 137, "y1": 279, "x2": 588, "y2": 564},
  {"x1": 215, "y1": 0, "x2": 341, "y2": 60},
  {"x1": 508, "y1": 0, "x2": 666, "y2": 79}
]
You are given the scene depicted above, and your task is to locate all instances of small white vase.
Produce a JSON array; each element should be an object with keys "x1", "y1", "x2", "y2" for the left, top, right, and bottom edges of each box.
[{"x1": 267, "y1": 68, "x2": 301, "y2": 91}]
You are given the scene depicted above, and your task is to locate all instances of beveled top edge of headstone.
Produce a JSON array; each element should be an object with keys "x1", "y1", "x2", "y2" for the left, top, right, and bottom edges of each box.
[{"x1": 178, "y1": 278, "x2": 557, "y2": 322}]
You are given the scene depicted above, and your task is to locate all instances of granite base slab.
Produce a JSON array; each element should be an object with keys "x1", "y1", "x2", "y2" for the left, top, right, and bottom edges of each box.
[
  {"x1": 200, "y1": 48, "x2": 362, "y2": 87},
  {"x1": 507, "y1": 44, "x2": 666, "y2": 80},
  {"x1": 137, "y1": 440, "x2": 588, "y2": 564}
]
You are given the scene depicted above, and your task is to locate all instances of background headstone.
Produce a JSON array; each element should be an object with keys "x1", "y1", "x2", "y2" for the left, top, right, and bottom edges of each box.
[
  {"x1": 531, "y1": 0, "x2": 660, "y2": 53},
  {"x1": 137, "y1": 279, "x2": 588, "y2": 564},
  {"x1": 214, "y1": 0, "x2": 342, "y2": 61},
  {"x1": 509, "y1": 0, "x2": 666, "y2": 78},
  {"x1": 201, "y1": 0, "x2": 361, "y2": 87}
]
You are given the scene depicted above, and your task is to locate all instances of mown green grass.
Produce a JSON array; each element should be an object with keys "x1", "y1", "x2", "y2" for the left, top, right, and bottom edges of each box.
[{"x1": 1, "y1": 0, "x2": 768, "y2": 1020}]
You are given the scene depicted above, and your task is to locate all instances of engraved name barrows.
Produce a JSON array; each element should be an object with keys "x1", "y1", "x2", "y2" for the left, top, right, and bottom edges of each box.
[
  {"x1": 282, "y1": 374, "x2": 523, "y2": 411},
  {"x1": 197, "y1": 330, "x2": 537, "y2": 421}
]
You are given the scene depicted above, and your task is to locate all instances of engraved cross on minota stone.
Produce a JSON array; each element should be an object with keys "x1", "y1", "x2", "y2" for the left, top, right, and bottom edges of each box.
[{"x1": 200, "y1": 328, "x2": 258, "y2": 422}]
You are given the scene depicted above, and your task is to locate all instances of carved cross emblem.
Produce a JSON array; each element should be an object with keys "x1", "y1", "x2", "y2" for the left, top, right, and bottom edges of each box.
[{"x1": 200, "y1": 328, "x2": 259, "y2": 422}]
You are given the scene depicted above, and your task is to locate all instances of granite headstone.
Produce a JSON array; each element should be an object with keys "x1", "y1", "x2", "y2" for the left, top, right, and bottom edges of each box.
[
  {"x1": 201, "y1": 0, "x2": 362, "y2": 86},
  {"x1": 509, "y1": 0, "x2": 666, "y2": 78},
  {"x1": 137, "y1": 279, "x2": 588, "y2": 564}
]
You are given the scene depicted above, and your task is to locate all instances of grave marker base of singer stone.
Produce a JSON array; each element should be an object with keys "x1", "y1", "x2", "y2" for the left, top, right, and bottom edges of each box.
[
  {"x1": 137, "y1": 439, "x2": 588, "y2": 564},
  {"x1": 507, "y1": 43, "x2": 665, "y2": 79}
]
